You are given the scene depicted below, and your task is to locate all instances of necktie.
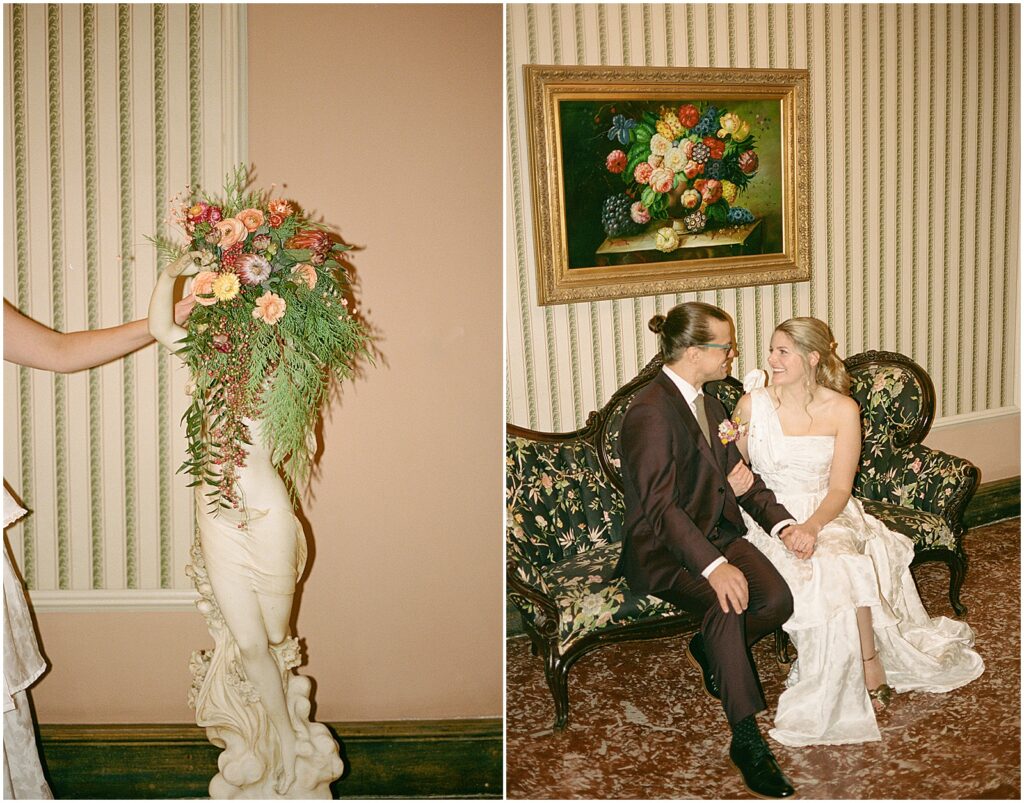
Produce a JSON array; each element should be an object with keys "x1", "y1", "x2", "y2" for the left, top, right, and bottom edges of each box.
[{"x1": 694, "y1": 393, "x2": 712, "y2": 446}]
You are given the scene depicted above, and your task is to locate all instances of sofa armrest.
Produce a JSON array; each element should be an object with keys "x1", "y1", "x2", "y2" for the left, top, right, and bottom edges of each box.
[
  {"x1": 506, "y1": 539, "x2": 559, "y2": 638},
  {"x1": 856, "y1": 442, "x2": 979, "y2": 532}
]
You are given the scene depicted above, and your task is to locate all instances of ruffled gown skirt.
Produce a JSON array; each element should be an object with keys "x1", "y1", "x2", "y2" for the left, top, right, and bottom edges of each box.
[{"x1": 740, "y1": 389, "x2": 984, "y2": 746}]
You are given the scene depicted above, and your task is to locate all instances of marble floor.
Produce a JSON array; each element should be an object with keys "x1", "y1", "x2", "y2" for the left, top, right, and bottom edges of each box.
[{"x1": 506, "y1": 519, "x2": 1021, "y2": 799}]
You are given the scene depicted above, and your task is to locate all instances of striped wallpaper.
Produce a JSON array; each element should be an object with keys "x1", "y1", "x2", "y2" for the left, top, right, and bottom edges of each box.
[
  {"x1": 3, "y1": 4, "x2": 245, "y2": 601},
  {"x1": 506, "y1": 4, "x2": 1020, "y2": 433}
]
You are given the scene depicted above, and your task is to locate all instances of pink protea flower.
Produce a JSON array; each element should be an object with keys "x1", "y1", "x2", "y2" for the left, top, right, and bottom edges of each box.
[
  {"x1": 291, "y1": 263, "x2": 318, "y2": 290},
  {"x1": 252, "y1": 291, "x2": 287, "y2": 325},
  {"x1": 286, "y1": 229, "x2": 332, "y2": 257},
  {"x1": 251, "y1": 234, "x2": 271, "y2": 251},
  {"x1": 237, "y1": 208, "x2": 266, "y2": 232},
  {"x1": 214, "y1": 218, "x2": 247, "y2": 248},
  {"x1": 236, "y1": 253, "x2": 272, "y2": 285},
  {"x1": 191, "y1": 270, "x2": 219, "y2": 306},
  {"x1": 605, "y1": 149, "x2": 627, "y2": 174}
]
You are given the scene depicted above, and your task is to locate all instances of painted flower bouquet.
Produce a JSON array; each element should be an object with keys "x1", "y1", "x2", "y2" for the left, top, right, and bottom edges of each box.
[
  {"x1": 601, "y1": 103, "x2": 760, "y2": 249},
  {"x1": 154, "y1": 166, "x2": 369, "y2": 513}
]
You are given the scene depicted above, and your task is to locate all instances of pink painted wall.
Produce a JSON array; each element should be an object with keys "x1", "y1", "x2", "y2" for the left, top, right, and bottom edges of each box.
[{"x1": 31, "y1": 3, "x2": 503, "y2": 724}]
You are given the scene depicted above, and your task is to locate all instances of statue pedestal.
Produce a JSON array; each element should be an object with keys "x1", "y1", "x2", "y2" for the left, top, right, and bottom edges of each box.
[{"x1": 186, "y1": 535, "x2": 343, "y2": 799}]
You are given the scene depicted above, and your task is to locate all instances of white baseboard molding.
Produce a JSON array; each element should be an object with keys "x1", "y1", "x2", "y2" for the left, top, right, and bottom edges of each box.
[
  {"x1": 931, "y1": 406, "x2": 1020, "y2": 429},
  {"x1": 30, "y1": 589, "x2": 200, "y2": 612}
]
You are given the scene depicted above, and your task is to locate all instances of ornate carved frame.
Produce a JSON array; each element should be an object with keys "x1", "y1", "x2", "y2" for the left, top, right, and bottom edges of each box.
[{"x1": 523, "y1": 64, "x2": 811, "y2": 305}]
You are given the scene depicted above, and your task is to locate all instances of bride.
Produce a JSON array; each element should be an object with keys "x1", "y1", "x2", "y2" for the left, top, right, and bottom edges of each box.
[{"x1": 732, "y1": 317, "x2": 984, "y2": 747}]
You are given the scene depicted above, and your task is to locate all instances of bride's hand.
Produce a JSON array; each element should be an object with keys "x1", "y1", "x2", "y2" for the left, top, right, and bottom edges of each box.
[
  {"x1": 782, "y1": 522, "x2": 819, "y2": 559},
  {"x1": 166, "y1": 250, "x2": 204, "y2": 278},
  {"x1": 726, "y1": 460, "x2": 754, "y2": 496}
]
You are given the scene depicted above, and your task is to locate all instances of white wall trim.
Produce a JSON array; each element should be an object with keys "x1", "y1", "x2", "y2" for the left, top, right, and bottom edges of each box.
[
  {"x1": 931, "y1": 407, "x2": 1020, "y2": 431},
  {"x1": 30, "y1": 590, "x2": 200, "y2": 613}
]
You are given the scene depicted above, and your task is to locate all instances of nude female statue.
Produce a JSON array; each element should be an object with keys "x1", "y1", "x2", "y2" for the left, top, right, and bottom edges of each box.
[{"x1": 149, "y1": 252, "x2": 342, "y2": 799}]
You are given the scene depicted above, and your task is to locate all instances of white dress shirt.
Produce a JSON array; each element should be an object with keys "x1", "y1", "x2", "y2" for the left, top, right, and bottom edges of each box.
[{"x1": 660, "y1": 366, "x2": 794, "y2": 578}]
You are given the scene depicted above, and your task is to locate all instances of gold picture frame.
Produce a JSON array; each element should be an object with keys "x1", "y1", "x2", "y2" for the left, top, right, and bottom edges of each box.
[{"x1": 523, "y1": 64, "x2": 811, "y2": 306}]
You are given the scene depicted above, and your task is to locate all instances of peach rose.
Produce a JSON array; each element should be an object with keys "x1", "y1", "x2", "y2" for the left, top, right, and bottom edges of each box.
[
  {"x1": 191, "y1": 270, "x2": 219, "y2": 306},
  {"x1": 252, "y1": 291, "x2": 287, "y2": 325},
  {"x1": 291, "y1": 263, "x2": 318, "y2": 290},
  {"x1": 214, "y1": 217, "x2": 247, "y2": 248},
  {"x1": 649, "y1": 167, "x2": 674, "y2": 194},
  {"x1": 237, "y1": 208, "x2": 266, "y2": 232}
]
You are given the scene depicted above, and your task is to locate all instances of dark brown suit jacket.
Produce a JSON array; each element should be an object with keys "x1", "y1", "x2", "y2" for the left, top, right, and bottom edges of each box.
[{"x1": 616, "y1": 370, "x2": 793, "y2": 596}]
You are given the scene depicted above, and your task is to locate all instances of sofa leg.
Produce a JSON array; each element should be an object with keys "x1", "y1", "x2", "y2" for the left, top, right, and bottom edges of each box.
[
  {"x1": 544, "y1": 650, "x2": 571, "y2": 730},
  {"x1": 773, "y1": 628, "x2": 793, "y2": 664},
  {"x1": 948, "y1": 550, "x2": 968, "y2": 618}
]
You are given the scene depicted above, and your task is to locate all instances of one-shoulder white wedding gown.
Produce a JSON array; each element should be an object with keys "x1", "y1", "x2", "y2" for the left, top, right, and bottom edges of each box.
[{"x1": 740, "y1": 386, "x2": 984, "y2": 746}]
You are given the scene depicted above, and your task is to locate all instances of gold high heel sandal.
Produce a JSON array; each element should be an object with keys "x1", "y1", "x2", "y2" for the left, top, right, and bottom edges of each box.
[{"x1": 863, "y1": 652, "x2": 893, "y2": 711}]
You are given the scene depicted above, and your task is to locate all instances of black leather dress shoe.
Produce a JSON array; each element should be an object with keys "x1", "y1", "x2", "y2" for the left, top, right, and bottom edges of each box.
[
  {"x1": 729, "y1": 737, "x2": 796, "y2": 799},
  {"x1": 685, "y1": 633, "x2": 721, "y2": 700}
]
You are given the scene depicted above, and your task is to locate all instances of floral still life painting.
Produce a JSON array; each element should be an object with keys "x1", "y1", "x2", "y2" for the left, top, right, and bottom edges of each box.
[
  {"x1": 524, "y1": 66, "x2": 810, "y2": 305},
  {"x1": 563, "y1": 98, "x2": 782, "y2": 269}
]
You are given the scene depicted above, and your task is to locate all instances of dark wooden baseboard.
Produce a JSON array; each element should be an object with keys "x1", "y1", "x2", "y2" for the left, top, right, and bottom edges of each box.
[
  {"x1": 38, "y1": 718, "x2": 502, "y2": 799},
  {"x1": 963, "y1": 476, "x2": 1020, "y2": 529}
]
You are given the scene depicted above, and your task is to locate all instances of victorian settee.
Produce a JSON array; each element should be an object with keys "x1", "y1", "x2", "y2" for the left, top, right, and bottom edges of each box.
[{"x1": 506, "y1": 350, "x2": 979, "y2": 729}]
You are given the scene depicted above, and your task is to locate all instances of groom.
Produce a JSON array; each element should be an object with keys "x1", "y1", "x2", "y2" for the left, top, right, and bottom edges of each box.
[{"x1": 615, "y1": 301, "x2": 798, "y2": 799}]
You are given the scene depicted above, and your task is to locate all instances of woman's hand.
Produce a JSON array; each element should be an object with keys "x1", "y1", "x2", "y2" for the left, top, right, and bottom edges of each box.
[
  {"x1": 166, "y1": 250, "x2": 204, "y2": 278},
  {"x1": 727, "y1": 460, "x2": 755, "y2": 496},
  {"x1": 781, "y1": 522, "x2": 820, "y2": 560},
  {"x1": 174, "y1": 293, "x2": 197, "y2": 327}
]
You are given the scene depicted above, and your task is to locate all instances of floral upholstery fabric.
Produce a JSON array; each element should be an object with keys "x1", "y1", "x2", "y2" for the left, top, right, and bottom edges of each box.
[
  {"x1": 506, "y1": 435, "x2": 624, "y2": 569},
  {"x1": 848, "y1": 363, "x2": 973, "y2": 534},
  {"x1": 861, "y1": 499, "x2": 958, "y2": 552},
  {"x1": 538, "y1": 544, "x2": 682, "y2": 650}
]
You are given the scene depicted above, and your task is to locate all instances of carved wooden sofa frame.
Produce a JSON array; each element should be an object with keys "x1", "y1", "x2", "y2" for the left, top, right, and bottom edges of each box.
[{"x1": 506, "y1": 350, "x2": 979, "y2": 729}]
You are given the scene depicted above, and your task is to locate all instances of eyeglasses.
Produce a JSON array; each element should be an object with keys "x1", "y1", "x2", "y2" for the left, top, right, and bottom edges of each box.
[{"x1": 699, "y1": 341, "x2": 737, "y2": 352}]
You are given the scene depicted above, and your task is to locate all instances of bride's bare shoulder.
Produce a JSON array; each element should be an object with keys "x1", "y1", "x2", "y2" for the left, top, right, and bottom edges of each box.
[{"x1": 818, "y1": 387, "x2": 860, "y2": 420}]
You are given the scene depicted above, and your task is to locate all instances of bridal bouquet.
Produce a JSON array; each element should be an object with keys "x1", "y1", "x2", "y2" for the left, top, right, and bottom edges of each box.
[
  {"x1": 601, "y1": 103, "x2": 759, "y2": 242},
  {"x1": 155, "y1": 166, "x2": 369, "y2": 513}
]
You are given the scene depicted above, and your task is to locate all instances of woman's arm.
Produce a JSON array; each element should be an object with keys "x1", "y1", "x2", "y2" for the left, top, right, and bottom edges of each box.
[
  {"x1": 733, "y1": 393, "x2": 753, "y2": 463},
  {"x1": 4, "y1": 296, "x2": 193, "y2": 373}
]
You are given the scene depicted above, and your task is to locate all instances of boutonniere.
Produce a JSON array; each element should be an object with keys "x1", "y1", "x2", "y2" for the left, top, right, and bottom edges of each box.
[{"x1": 718, "y1": 418, "x2": 748, "y2": 445}]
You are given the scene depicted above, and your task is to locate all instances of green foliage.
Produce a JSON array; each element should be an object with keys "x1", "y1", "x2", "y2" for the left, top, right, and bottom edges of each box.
[{"x1": 164, "y1": 167, "x2": 371, "y2": 516}]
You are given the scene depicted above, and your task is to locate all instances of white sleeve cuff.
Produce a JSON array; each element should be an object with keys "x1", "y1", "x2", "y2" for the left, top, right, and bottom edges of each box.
[
  {"x1": 701, "y1": 556, "x2": 728, "y2": 578},
  {"x1": 770, "y1": 519, "x2": 797, "y2": 538}
]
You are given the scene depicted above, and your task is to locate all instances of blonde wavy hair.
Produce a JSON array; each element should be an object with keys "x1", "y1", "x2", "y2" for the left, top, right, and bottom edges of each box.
[{"x1": 774, "y1": 317, "x2": 851, "y2": 396}]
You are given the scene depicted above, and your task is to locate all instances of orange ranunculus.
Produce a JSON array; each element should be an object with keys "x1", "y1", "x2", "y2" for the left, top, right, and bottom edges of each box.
[
  {"x1": 291, "y1": 263, "x2": 317, "y2": 290},
  {"x1": 191, "y1": 270, "x2": 219, "y2": 306},
  {"x1": 214, "y1": 217, "x2": 247, "y2": 248},
  {"x1": 252, "y1": 291, "x2": 287, "y2": 325},
  {"x1": 268, "y1": 213, "x2": 284, "y2": 228},
  {"x1": 286, "y1": 229, "x2": 331, "y2": 256},
  {"x1": 237, "y1": 207, "x2": 266, "y2": 232},
  {"x1": 268, "y1": 199, "x2": 293, "y2": 217}
]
